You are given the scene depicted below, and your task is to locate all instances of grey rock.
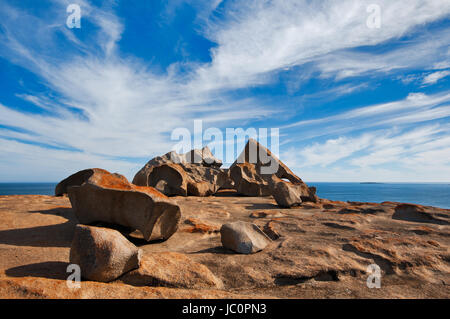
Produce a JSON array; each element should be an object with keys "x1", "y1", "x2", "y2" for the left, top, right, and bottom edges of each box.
[
  {"x1": 220, "y1": 221, "x2": 272, "y2": 254},
  {"x1": 229, "y1": 139, "x2": 318, "y2": 202}
]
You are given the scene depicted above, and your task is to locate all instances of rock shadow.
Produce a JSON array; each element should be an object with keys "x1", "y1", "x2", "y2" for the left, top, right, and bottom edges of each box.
[
  {"x1": 5, "y1": 261, "x2": 69, "y2": 280},
  {"x1": 245, "y1": 203, "x2": 280, "y2": 210},
  {"x1": 342, "y1": 243, "x2": 395, "y2": 275},
  {"x1": 323, "y1": 222, "x2": 356, "y2": 231},
  {"x1": 29, "y1": 207, "x2": 75, "y2": 220},
  {"x1": 192, "y1": 246, "x2": 236, "y2": 255},
  {"x1": 392, "y1": 206, "x2": 449, "y2": 225},
  {"x1": 0, "y1": 208, "x2": 77, "y2": 248},
  {"x1": 214, "y1": 190, "x2": 242, "y2": 197}
]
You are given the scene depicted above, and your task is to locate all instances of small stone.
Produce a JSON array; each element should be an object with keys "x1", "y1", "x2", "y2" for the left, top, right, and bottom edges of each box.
[{"x1": 220, "y1": 221, "x2": 272, "y2": 254}]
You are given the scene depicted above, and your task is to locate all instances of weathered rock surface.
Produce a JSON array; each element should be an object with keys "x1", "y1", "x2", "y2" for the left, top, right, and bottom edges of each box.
[
  {"x1": 220, "y1": 221, "x2": 272, "y2": 254},
  {"x1": 133, "y1": 147, "x2": 232, "y2": 196},
  {"x1": 63, "y1": 168, "x2": 181, "y2": 241},
  {"x1": 70, "y1": 224, "x2": 142, "y2": 282},
  {"x1": 270, "y1": 176, "x2": 318, "y2": 208},
  {"x1": 0, "y1": 195, "x2": 449, "y2": 298},
  {"x1": 55, "y1": 168, "x2": 128, "y2": 196},
  {"x1": 119, "y1": 252, "x2": 223, "y2": 289},
  {"x1": 229, "y1": 139, "x2": 318, "y2": 203}
]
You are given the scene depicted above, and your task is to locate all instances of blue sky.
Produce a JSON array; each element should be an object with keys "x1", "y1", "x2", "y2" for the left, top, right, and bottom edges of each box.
[{"x1": 0, "y1": 0, "x2": 449, "y2": 183}]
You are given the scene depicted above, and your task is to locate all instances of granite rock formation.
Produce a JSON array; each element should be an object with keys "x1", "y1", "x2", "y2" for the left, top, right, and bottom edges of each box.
[
  {"x1": 70, "y1": 224, "x2": 142, "y2": 282},
  {"x1": 0, "y1": 195, "x2": 449, "y2": 298},
  {"x1": 119, "y1": 252, "x2": 224, "y2": 289},
  {"x1": 60, "y1": 168, "x2": 181, "y2": 241},
  {"x1": 229, "y1": 139, "x2": 318, "y2": 203},
  {"x1": 133, "y1": 147, "x2": 231, "y2": 196}
]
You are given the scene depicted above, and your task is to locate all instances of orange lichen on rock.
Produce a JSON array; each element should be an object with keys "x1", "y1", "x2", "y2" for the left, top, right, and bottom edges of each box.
[
  {"x1": 97, "y1": 172, "x2": 133, "y2": 191},
  {"x1": 183, "y1": 218, "x2": 220, "y2": 234},
  {"x1": 134, "y1": 185, "x2": 169, "y2": 199},
  {"x1": 92, "y1": 169, "x2": 169, "y2": 199},
  {"x1": 263, "y1": 220, "x2": 282, "y2": 240}
]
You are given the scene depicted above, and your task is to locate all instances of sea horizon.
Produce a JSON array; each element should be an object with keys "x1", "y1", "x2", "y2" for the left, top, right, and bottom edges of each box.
[{"x1": 1, "y1": 181, "x2": 449, "y2": 209}]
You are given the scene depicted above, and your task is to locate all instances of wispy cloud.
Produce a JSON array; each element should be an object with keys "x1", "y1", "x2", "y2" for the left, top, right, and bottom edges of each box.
[
  {"x1": 195, "y1": 0, "x2": 450, "y2": 89},
  {"x1": 422, "y1": 70, "x2": 450, "y2": 85},
  {"x1": 282, "y1": 125, "x2": 450, "y2": 182},
  {"x1": 0, "y1": 0, "x2": 449, "y2": 182}
]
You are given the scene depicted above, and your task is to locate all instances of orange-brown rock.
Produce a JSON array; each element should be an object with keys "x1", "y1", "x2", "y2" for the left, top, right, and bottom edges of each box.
[
  {"x1": 262, "y1": 220, "x2": 282, "y2": 240},
  {"x1": 182, "y1": 218, "x2": 220, "y2": 234},
  {"x1": 393, "y1": 203, "x2": 449, "y2": 225},
  {"x1": 119, "y1": 252, "x2": 223, "y2": 289},
  {"x1": 60, "y1": 169, "x2": 181, "y2": 241},
  {"x1": 249, "y1": 211, "x2": 285, "y2": 219},
  {"x1": 0, "y1": 195, "x2": 449, "y2": 298},
  {"x1": 269, "y1": 176, "x2": 318, "y2": 208}
]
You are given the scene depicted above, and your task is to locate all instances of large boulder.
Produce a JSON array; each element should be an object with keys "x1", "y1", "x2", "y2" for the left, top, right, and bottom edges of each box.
[
  {"x1": 133, "y1": 146, "x2": 232, "y2": 197},
  {"x1": 270, "y1": 176, "x2": 318, "y2": 208},
  {"x1": 230, "y1": 139, "x2": 318, "y2": 203},
  {"x1": 229, "y1": 163, "x2": 272, "y2": 196},
  {"x1": 119, "y1": 252, "x2": 224, "y2": 289},
  {"x1": 70, "y1": 224, "x2": 142, "y2": 283},
  {"x1": 220, "y1": 221, "x2": 272, "y2": 254},
  {"x1": 60, "y1": 168, "x2": 181, "y2": 241}
]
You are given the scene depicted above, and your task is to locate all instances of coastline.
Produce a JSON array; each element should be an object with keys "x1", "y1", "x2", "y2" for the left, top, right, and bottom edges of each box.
[{"x1": 2, "y1": 182, "x2": 449, "y2": 209}]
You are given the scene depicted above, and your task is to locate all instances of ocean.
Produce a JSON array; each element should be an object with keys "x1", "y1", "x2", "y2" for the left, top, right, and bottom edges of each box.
[{"x1": 0, "y1": 182, "x2": 449, "y2": 209}]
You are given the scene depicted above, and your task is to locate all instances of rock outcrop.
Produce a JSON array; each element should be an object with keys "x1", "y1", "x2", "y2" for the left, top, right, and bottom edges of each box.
[
  {"x1": 220, "y1": 221, "x2": 272, "y2": 254},
  {"x1": 70, "y1": 225, "x2": 142, "y2": 282},
  {"x1": 119, "y1": 252, "x2": 224, "y2": 289},
  {"x1": 0, "y1": 195, "x2": 449, "y2": 298},
  {"x1": 55, "y1": 168, "x2": 124, "y2": 196},
  {"x1": 229, "y1": 139, "x2": 318, "y2": 203},
  {"x1": 269, "y1": 176, "x2": 318, "y2": 208},
  {"x1": 133, "y1": 147, "x2": 232, "y2": 196},
  {"x1": 61, "y1": 168, "x2": 181, "y2": 241}
]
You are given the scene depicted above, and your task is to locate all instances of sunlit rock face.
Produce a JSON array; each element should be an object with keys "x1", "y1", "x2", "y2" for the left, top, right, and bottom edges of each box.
[
  {"x1": 57, "y1": 168, "x2": 181, "y2": 241},
  {"x1": 133, "y1": 146, "x2": 232, "y2": 197}
]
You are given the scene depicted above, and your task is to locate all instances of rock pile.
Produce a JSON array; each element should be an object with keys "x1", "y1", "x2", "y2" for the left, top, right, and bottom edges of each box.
[
  {"x1": 52, "y1": 140, "x2": 320, "y2": 285},
  {"x1": 131, "y1": 140, "x2": 319, "y2": 207},
  {"x1": 229, "y1": 138, "x2": 318, "y2": 205},
  {"x1": 133, "y1": 146, "x2": 233, "y2": 197}
]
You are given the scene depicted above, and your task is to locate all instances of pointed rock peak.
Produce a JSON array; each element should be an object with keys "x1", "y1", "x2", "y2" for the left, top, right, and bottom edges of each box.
[
  {"x1": 232, "y1": 138, "x2": 299, "y2": 180},
  {"x1": 184, "y1": 146, "x2": 222, "y2": 167}
]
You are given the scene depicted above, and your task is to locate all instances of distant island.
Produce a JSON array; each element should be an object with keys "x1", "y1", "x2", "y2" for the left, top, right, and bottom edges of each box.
[{"x1": 360, "y1": 182, "x2": 385, "y2": 184}]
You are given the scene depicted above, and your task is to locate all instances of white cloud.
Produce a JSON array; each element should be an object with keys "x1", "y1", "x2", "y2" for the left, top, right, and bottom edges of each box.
[
  {"x1": 283, "y1": 91, "x2": 450, "y2": 132},
  {"x1": 282, "y1": 125, "x2": 450, "y2": 182},
  {"x1": 195, "y1": 0, "x2": 450, "y2": 89},
  {"x1": 0, "y1": 0, "x2": 450, "y2": 182},
  {"x1": 0, "y1": 138, "x2": 140, "y2": 182},
  {"x1": 294, "y1": 134, "x2": 374, "y2": 167},
  {"x1": 422, "y1": 70, "x2": 450, "y2": 85}
]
